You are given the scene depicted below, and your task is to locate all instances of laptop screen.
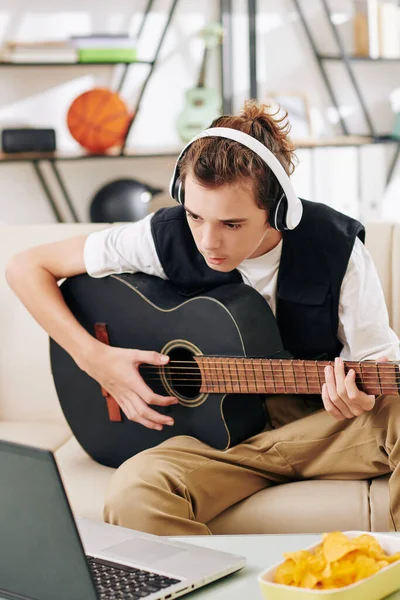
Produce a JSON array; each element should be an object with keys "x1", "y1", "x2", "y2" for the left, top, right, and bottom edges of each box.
[{"x1": 0, "y1": 440, "x2": 98, "y2": 600}]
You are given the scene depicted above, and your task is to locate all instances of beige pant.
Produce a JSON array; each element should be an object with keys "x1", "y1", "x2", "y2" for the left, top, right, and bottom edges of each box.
[{"x1": 103, "y1": 394, "x2": 400, "y2": 535}]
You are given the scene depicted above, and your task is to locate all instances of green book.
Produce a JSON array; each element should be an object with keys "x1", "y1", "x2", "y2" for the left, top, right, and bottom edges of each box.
[{"x1": 78, "y1": 48, "x2": 137, "y2": 63}]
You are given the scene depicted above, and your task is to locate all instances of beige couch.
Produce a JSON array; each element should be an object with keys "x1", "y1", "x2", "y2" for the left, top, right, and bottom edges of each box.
[{"x1": 0, "y1": 221, "x2": 398, "y2": 534}]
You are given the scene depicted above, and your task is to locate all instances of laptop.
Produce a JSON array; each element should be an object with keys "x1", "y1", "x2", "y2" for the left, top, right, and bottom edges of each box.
[{"x1": 0, "y1": 440, "x2": 246, "y2": 600}]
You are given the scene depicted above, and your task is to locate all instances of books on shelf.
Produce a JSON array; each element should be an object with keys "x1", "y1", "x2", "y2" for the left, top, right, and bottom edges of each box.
[
  {"x1": 0, "y1": 34, "x2": 137, "y2": 64},
  {"x1": 1, "y1": 40, "x2": 77, "y2": 63},
  {"x1": 70, "y1": 34, "x2": 137, "y2": 63},
  {"x1": 69, "y1": 34, "x2": 136, "y2": 49},
  {"x1": 78, "y1": 48, "x2": 137, "y2": 63},
  {"x1": 354, "y1": 0, "x2": 400, "y2": 58}
]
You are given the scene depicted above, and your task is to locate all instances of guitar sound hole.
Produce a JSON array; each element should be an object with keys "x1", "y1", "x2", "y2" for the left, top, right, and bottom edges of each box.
[{"x1": 165, "y1": 348, "x2": 201, "y2": 400}]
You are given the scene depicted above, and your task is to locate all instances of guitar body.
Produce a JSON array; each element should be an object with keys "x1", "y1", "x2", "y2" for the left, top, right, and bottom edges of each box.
[
  {"x1": 50, "y1": 273, "x2": 285, "y2": 467},
  {"x1": 176, "y1": 87, "x2": 222, "y2": 143}
]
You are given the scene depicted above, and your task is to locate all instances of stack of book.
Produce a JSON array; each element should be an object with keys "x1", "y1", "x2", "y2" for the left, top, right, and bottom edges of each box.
[
  {"x1": 354, "y1": 0, "x2": 400, "y2": 59},
  {"x1": 1, "y1": 40, "x2": 77, "y2": 63},
  {"x1": 70, "y1": 34, "x2": 137, "y2": 63},
  {"x1": 0, "y1": 34, "x2": 137, "y2": 64}
]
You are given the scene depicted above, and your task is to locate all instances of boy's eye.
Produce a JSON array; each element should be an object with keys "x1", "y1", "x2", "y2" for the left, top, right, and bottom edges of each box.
[
  {"x1": 186, "y1": 213, "x2": 241, "y2": 229},
  {"x1": 224, "y1": 223, "x2": 241, "y2": 229}
]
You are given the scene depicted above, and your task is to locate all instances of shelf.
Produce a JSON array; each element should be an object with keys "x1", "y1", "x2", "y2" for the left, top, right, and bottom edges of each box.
[
  {"x1": 294, "y1": 135, "x2": 372, "y2": 148},
  {"x1": 0, "y1": 59, "x2": 154, "y2": 66},
  {"x1": 0, "y1": 135, "x2": 400, "y2": 163},
  {"x1": 1, "y1": 137, "x2": 398, "y2": 162},
  {"x1": 0, "y1": 147, "x2": 180, "y2": 162},
  {"x1": 318, "y1": 54, "x2": 400, "y2": 62},
  {"x1": 292, "y1": 135, "x2": 400, "y2": 148}
]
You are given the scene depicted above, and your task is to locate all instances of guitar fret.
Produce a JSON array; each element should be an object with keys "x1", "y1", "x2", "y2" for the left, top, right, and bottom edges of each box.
[
  {"x1": 304, "y1": 360, "x2": 310, "y2": 393},
  {"x1": 293, "y1": 360, "x2": 308, "y2": 394},
  {"x1": 249, "y1": 359, "x2": 257, "y2": 393},
  {"x1": 211, "y1": 358, "x2": 219, "y2": 393},
  {"x1": 226, "y1": 358, "x2": 234, "y2": 393},
  {"x1": 270, "y1": 360, "x2": 285, "y2": 394},
  {"x1": 199, "y1": 358, "x2": 209, "y2": 393},
  {"x1": 292, "y1": 361, "x2": 297, "y2": 394},
  {"x1": 220, "y1": 358, "x2": 227, "y2": 393},
  {"x1": 213, "y1": 357, "x2": 221, "y2": 393},
  {"x1": 234, "y1": 360, "x2": 241, "y2": 393},
  {"x1": 242, "y1": 359, "x2": 249, "y2": 393},
  {"x1": 285, "y1": 360, "x2": 296, "y2": 394},
  {"x1": 317, "y1": 361, "x2": 325, "y2": 392},
  {"x1": 263, "y1": 360, "x2": 270, "y2": 392},
  {"x1": 266, "y1": 359, "x2": 276, "y2": 393},
  {"x1": 360, "y1": 362, "x2": 366, "y2": 394},
  {"x1": 244, "y1": 359, "x2": 250, "y2": 392},
  {"x1": 377, "y1": 362, "x2": 383, "y2": 396},
  {"x1": 281, "y1": 360, "x2": 286, "y2": 394},
  {"x1": 305, "y1": 361, "x2": 319, "y2": 393},
  {"x1": 252, "y1": 359, "x2": 258, "y2": 392}
]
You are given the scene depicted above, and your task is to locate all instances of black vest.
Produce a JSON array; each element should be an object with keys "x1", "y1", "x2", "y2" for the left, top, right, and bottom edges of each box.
[{"x1": 151, "y1": 200, "x2": 365, "y2": 360}]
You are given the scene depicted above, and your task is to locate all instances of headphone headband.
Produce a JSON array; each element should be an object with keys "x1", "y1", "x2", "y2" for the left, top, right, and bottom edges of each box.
[{"x1": 169, "y1": 127, "x2": 303, "y2": 230}]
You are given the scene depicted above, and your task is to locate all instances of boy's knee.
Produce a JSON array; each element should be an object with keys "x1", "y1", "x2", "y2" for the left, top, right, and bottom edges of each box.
[{"x1": 103, "y1": 451, "x2": 169, "y2": 528}]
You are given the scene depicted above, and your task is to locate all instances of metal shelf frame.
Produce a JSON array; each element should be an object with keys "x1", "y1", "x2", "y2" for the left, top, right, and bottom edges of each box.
[
  {"x1": 0, "y1": 0, "x2": 180, "y2": 223},
  {"x1": 291, "y1": 0, "x2": 400, "y2": 185}
]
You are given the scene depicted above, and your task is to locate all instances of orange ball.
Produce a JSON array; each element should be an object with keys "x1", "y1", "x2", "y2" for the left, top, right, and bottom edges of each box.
[{"x1": 67, "y1": 88, "x2": 131, "y2": 153}]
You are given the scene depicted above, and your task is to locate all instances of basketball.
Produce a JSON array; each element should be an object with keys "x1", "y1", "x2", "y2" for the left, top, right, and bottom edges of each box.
[{"x1": 67, "y1": 88, "x2": 131, "y2": 153}]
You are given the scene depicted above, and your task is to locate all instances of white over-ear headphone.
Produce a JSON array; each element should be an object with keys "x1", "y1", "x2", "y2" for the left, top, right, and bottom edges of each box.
[{"x1": 169, "y1": 127, "x2": 303, "y2": 231}]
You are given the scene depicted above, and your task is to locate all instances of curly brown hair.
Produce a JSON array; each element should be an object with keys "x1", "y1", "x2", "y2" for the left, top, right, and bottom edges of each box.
[{"x1": 178, "y1": 100, "x2": 297, "y2": 213}]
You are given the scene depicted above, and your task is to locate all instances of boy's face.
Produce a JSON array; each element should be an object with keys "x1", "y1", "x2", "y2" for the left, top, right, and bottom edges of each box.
[{"x1": 184, "y1": 173, "x2": 282, "y2": 272}]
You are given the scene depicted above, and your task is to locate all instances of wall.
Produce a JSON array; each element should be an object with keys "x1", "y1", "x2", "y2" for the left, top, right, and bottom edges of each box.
[{"x1": 0, "y1": 0, "x2": 398, "y2": 224}]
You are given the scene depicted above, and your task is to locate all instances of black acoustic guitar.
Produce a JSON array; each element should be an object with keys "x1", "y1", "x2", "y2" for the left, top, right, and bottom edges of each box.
[{"x1": 50, "y1": 272, "x2": 400, "y2": 468}]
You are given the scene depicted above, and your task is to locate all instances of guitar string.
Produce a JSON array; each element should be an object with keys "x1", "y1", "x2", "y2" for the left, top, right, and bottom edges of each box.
[
  {"x1": 140, "y1": 364, "x2": 398, "y2": 375},
  {"x1": 121, "y1": 381, "x2": 399, "y2": 392},
  {"x1": 138, "y1": 371, "x2": 400, "y2": 381},
  {"x1": 136, "y1": 374, "x2": 399, "y2": 383},
  {"x1": 138, "y1": 366, "x2": 400, "y2": 380},
  {"x1": 133, "y1": 379, "x2": 398, "y2": 387},
  {"x1": 134, "y1": 378, "x2": 399, "y2": 385},
  {"x1": 139, "y1": 361, "x2": 400, "y2": 369},
  {"x1": 139, "y1": 366, "x2": 399, "y2": 375}
]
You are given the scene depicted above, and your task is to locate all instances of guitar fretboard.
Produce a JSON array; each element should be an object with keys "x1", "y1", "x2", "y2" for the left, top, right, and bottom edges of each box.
[{"x1": 194, "y1": 357, "x2": 400, "y2": 396}]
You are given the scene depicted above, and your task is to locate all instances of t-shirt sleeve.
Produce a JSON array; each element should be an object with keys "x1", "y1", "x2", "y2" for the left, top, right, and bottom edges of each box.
[
  {"x1": 83, "y1": 213, "x2": 167, "y2": 279},
  {"x1": 338, "y1": 237, "x2": 400, "y2": 360}
]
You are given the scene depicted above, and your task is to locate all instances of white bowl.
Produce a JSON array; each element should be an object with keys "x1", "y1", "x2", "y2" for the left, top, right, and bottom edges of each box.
[{"x1": 258, "y1": 531, "x2": 400, "y2": 600}]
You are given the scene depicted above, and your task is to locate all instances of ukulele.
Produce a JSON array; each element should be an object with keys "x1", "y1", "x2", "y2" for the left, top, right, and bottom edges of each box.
[
  {"x1": 50, "y1": 272, "x2": 400, "y2": 468},
  {"x1": 176, "y1": 22, "x2": 223, "y2": 143}
]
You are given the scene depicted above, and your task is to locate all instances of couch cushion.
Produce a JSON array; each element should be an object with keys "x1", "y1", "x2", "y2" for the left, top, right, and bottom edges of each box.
[
  {"x1": 0, "y1": 421, "x2": 71, "y2": 451},
  {"x1": 208, "y1": 480, "x2": 371, "y2": 534},
  {"x1": 0, "y1": 223, "x2": 107, "y2": 423},
  {"x1": 369, "y1": 474, "x2": 390, "y2": 532},
  {"x1": 55, "y1": 436, "x2": 114, "y2": 522}
]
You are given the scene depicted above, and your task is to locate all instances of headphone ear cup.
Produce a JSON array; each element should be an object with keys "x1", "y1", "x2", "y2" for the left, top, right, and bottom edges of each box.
[
  {"x1": 172, "y1": 177, "x2": 183, "y2": 204},
  {"x1": 271, "y1": 193, "x2": 288, "y2": 231},
  {"x1": 178, "y1": 180, "x2": 185, "y2": 205}
]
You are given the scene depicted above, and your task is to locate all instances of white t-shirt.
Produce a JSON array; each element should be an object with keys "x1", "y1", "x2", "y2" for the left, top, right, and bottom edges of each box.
[{"x1": 84, "y1": 212, "x2": 400, "y2": 361}]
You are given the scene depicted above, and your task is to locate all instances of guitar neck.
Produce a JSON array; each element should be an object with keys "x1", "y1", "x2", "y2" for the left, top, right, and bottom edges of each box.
[
  {"x1": 197, "y1": 47, "x2": 208, "y2": 88},
  {"x1": 195, "y1": 357, "x2": 400, "y2": 396}
]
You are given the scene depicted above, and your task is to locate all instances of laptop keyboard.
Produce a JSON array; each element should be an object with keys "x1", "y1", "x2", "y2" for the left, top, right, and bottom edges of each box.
[{"x1": 87, "y1": 556, "x2": 182, "y2": 600}]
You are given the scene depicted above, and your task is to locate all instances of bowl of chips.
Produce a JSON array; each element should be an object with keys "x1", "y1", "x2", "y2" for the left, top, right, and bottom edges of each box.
[{"x1": 258, "y1": 531, "x2": 400, "y2": 600}]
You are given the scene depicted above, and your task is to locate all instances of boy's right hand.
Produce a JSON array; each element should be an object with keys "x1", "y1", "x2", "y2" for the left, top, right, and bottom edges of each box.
[{"x1": 83, "y1": 345, "x2": 179, "y2": 430}]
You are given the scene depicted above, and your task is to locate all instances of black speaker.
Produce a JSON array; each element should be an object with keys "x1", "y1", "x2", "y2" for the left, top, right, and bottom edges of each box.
[{"x1": 1, "y1": 128, "x2": 56, "y2": 153}]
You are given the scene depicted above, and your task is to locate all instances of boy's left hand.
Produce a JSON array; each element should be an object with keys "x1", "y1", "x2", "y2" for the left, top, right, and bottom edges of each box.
[{"x1": 322, "y1": 356, "x2": 389, "y2": 421}]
